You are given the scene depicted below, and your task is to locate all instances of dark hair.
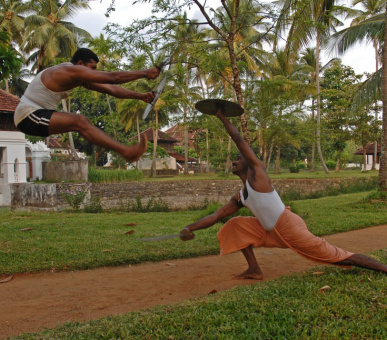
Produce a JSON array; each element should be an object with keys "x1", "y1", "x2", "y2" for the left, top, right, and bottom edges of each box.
[{"x1": 71, "y1": 48, "x2": 99, "y2": 64}]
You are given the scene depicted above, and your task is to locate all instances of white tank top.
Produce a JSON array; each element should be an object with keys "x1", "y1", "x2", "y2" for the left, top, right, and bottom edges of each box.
[
  {"x1": 14, "y1": 63, "x2": 72, "y2": 125},
  {"x1": 240, "y1": 180, "x2": 285, "y2": 231}
]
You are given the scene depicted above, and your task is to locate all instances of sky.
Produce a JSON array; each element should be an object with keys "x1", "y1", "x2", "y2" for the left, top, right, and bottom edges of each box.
[{"x1": 72, "y1": 0, "x2": 377, "y2": 75}]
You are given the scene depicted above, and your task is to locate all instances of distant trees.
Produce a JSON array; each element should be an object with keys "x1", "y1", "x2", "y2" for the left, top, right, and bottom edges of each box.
[{"x1": 2, "y1": 0, "x2": 386, "y2": 180}]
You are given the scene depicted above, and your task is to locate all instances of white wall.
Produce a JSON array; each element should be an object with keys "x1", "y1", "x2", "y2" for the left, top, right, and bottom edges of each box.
[
  {"x1": 0, "y1": 131, "x2": 27, "y2": 184},
  {"x1": 138, "y1": 156, "x2": 177, "y2": 170},
  {"x1": 0, "y1": 131, "x2": 27, "y2": 205}
]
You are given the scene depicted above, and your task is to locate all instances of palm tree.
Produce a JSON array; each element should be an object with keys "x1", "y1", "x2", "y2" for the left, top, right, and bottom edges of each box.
[
  {"x1": 22, "y1": 0, "x2": 91, "y2": 72},
  {"x1": 87, "y1": 33, "x2": 122, "y2": 71},
  {"x1": 381, "y1": 6, "x2": 387, "y2": 188},
  {"x1": 0, "y1": 31, "x2": 22, "y2": 92},
  {"x1": 8, "y1": 67, "x2": 30, "y2": 96},
  {"x1": 277, "y1": 0, "x2": 345, "y2": 173},
  {"x1": 190, "y1": 0, "x2": 274, "y2": 144},
  {"x1": 299, "y1": 48, "x2": 318, "y2": 170},
  {"x1": 0, "y1": 0, "x2": 28, "y2": 46},
  {"x1": 250, "y1": 47, "x2": 312, "y2": 173},
  {"x1": 162, "y1": 12, "x2": 205, "y2": 174},
  {"x1": 117, "y1": 81, "x2": 149, "y2": 169},
  {"x1": 87, "y1": 34, "x2": 125, "y2": 146},
  {"x1": 330, "y1": 5, "x2": 387, "y2": 187},
  {"x1": 266, "y1": 48, "x2": 313, "y2": 173},
  {"x1": 329, "y1": 12, "x2": 384, "y2": 113},
  {"x1": 334, "y1": 0, "x2": 385, "y2": 169}
]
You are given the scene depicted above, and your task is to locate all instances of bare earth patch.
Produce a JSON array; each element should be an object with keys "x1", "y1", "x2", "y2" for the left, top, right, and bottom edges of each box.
[{"x1": 1, "y1": 224, "x2": 387, "y2": 339}]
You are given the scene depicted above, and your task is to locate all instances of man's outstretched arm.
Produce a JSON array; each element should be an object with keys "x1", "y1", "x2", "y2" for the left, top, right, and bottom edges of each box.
[
  {"x1": 86, "y1": 83, "x2": 155, "y2": 103},
  {"x1": 215, "y1": 108, "x2": 261, "y2": 167},
  {"x1": 71, "y1": 66, "x2": 160, "y2": 85},
  {"x1": 180, "y1": 194, "x2": 242, "y2": 241}
]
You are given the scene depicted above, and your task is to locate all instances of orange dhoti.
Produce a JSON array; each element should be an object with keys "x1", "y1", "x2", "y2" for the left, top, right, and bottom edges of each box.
[{"x1": 217, "y1": 208, "x2": 353, "y2": 265}]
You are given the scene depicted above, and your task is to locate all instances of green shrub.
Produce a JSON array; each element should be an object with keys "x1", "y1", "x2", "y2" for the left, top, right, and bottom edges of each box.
[
  {"x1": 57, "y1": 182, "x2": 90, "y2": 211},
  {"x1": 127, "y1": 196, "x2": 170, "y2": 213},
  {"x1": 281, "y1": 188, "x2": 302, "y2": 205},
  {"x1": 88, "y1": 167, "x2": 143, "y2": 183},
  {"x1": 186, "y1": 198, "x2": 214, "y2": 211},
  {"x1": 289, "y1": 165, "x2": 299, "y2": 173},
  {"x1": 83, "y1": 196, "x2": 103, "y2": 213},
  {"x1": 360, "y1": 190, "x2": 387, "y2": 208},
  {"x1": 325, "y1": 160, "x2": 337, "y2": 170}
]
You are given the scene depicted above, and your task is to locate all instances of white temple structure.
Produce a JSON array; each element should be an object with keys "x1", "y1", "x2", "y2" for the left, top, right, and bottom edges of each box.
[
  {"x1": 25, "y1": 141, "x2": 51, "y2": 181},
  {"x1": 0, "y1": 89, "x2": 51, "y2": 205}
]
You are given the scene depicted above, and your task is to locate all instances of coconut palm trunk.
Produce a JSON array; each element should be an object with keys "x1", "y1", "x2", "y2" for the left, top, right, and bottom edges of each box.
[
  {"x1": 184, "y1": 61, "x2": 190, "y2": 175},
  {"x1": 206, "y1": 128, "x2": 210, "y2": 173},
  {"x1": 226, "y1": 40, "x2": 250, "y2": 144},
  {"x1": 275, "y1": 145, "x2": 281, "y2": 174},
  {"x1": 311, "y1": 99, "x2": 316, "y2": 171},
  {"x1": 61, "y1": 99, "x2": 79, "y2": 160},
  {"x1": 183, "y1": 123, "x2": 189, "y2": 174},
  {"x1": 315, "y1": 35, "x2": 329, "y2": 173},
  {"x1": 151, "y1": 110, "x2": 159, "y2": 178},
  {"x1": 379, "y1": 5, "x2": 387, "y2": 189},
  {"x1": 335, "y1": 147, "x2": 342, "y2": 172},
  {"x1": 372, "y1": 38, "x2": 379, "y2": 170},
  {"x1": 136, "y1": 113, "x2": 142, "y2": 170},
  {"x1": 266, "y1": 144, "x2": 273, "y2": 171},
  {"x1": 225, "y1": 135, "x2": 232, "y2": 173}
]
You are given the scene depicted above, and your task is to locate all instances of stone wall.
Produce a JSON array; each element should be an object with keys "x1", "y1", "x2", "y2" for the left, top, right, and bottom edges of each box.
[
  {"x1": 10, "y1": 183, "x2": 59, "y2": 211},
  {"x1": 90, "y1": 177, "x2": 374, "y2": 211},
  {"x1": 90, "y1": 180, "x2": 244, "y2": 210},
  {"x1": 42, "y1": 159, "x2": 88, "y2": 182},
  {"x1": 9, "y1": 177, "x2": 376, "y2": 211}
]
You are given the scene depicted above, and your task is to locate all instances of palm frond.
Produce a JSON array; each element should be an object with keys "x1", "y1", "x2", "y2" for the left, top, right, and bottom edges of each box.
[
  {"x1": 329, "y1": 13, "x2": 384, "y2": 54},
  {"x1": 350, "y1": 68, "x2": 382, "y2": 112}
]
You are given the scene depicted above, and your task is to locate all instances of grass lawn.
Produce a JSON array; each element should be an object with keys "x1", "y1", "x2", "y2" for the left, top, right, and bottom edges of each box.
[
  {"x1": 11, "y1": 249, "x2": 387, "y2": 339},
  {"x1": 1, "y1": 191, "x2": 386, "y2": 275},
  {"x1": 2, "y1": 190, "x2": 387, "y2": 339}
]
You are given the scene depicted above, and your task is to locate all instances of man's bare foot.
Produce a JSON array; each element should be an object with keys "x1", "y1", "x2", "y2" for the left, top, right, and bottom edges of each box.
[
  {"x1": 233, "y1": 269, "x2": 263, "y2": 280},
  {"x1": 124, "y1": 136, "x2": 148, "y2": 162}
]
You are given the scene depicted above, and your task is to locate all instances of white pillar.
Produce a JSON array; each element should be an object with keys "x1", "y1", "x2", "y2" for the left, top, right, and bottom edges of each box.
[{"x1": 0, "y1": 131, "x2": 27, "y2": 183}]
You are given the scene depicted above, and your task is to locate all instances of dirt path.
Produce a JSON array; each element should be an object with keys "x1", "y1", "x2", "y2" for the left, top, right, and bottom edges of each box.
[{"x1": 1, "y1": 224, "x2": 387, "y2": 339}]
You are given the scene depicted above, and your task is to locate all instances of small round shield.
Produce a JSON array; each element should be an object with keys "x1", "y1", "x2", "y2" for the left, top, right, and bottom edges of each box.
[{"x1": 195, "y1": 99, "x2": 244, "y2": 117}]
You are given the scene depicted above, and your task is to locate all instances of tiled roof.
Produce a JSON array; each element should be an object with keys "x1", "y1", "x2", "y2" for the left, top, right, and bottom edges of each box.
[
  {"x1": 0, "y1": 89, "x2": 20, "y2": 112},
  {"x1": 164, "y1": 124, "x2": 197, "y2": 148},
  {"x1": 45, "y1": 137, "x2": 70, "y2": 149},
  {"x1": 134, "y1": 127, "x2": 178, "y2": 143},
  {"x1": 165, "y1": 124, "x2": 184, "y2": 140},
  {"x1": 354, "y1": 143, "x2": 381, "y2": 155},
  {"x1": 168, "y1": 152, "x2": 197, "y2": 162},
  {"x1": 0, "y1": 90, "x2": 20, "y2": 130}
]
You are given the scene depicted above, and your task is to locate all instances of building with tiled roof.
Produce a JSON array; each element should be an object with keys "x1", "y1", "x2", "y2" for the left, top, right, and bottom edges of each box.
[
  {"x1": 136, "y1": 127, "x2": 178, "y2": 153},
  {"x1": 167, "y1": 151, "x2": 197, "y2": 163},
  {"x1": 164, "y1": 124, "x2": 196, "y2": 148},
  {"x1": 353, "y1": 142, "x2": 380, "y2": 171},
  {"x1": 354, "y1": 142, "x2": 381, "y2": 156},
  {"x1": 131, "y1": 127, "x2": 201, "y2": 173},
  {"x1": 0, "y1": 88, "x2": 19, "y2": 131}
]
